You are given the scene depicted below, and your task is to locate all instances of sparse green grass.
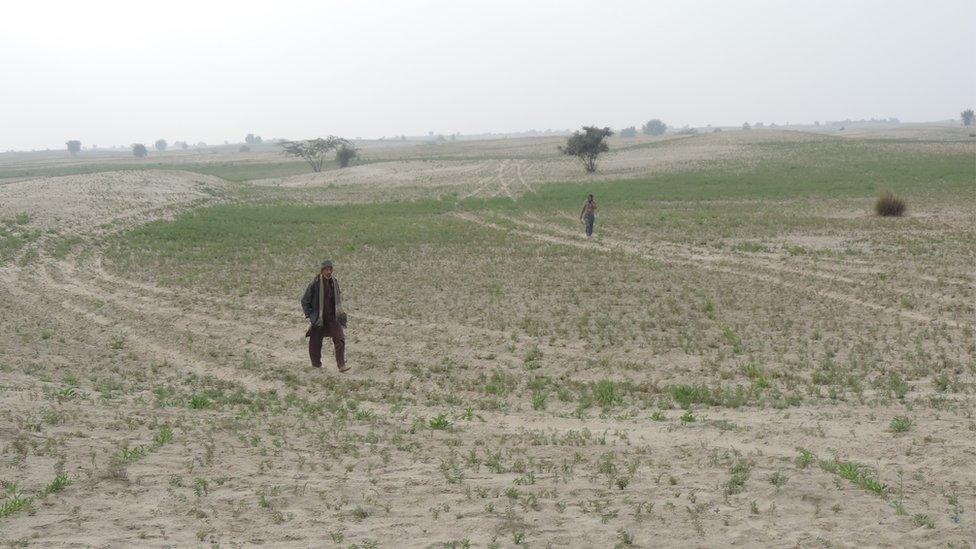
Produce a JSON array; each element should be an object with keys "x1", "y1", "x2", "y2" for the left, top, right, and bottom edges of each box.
[
  {"x1": 6, "y1": 132, "x2": 970, "y2": 546},
  {"x1": 722, "y1": 325, "x2": 742, "y2": 354},
  {"x1": 0, "y1": 485, "x2": 32, "y2": 518},
  {"x1": 724, "y1": 460, "x2": 752, "y2": 496},
  {"x1": 189, "y1": 394, "x2": 212, "y2": 410},
  {"x1": 42, "y1": 474, "x2": 71, "y2": 495},
  {"x1": 497, "y1": 142, "x2": 974, "y2": 208},
  {"x1": 912, "y1": 513, "x2": 934, "y2": 528},
  {"x1": 522, "y1": 346, "x2": 543, "y2": 370},
  {"x1": 819, "y1": 458, "x2": 889, "y2": 497},
  {"x1": 767, "y1": 471, "x2": 788, "y2": 488},
  {"x1": 702, "y1": 298, "x2": 715, "y2": 317},
  {"x1": 669, "y1": 383, "x2": 754, "y2": 409},
  {"x1": 0, "y1": 220, "x2": 40, "y2": 265},
  {"x1": 594, "y1": 379, "x2": 623, "y2": 408},
  {"x1": 531, "y1": 391, "x2": 547, "y2": 411},
  {"x1": 428, "y1": 413, "x2": 452, "y2": 430},
  {"x1": 795, "y1": 448, "x2": 816, "y2": 469},
  {"x1": 153, "y1": 425, "x2": 174, "y2": 447},
  {"x1": 56, "y1": 386, "x2": 79, "y2": 402},
  {"x1": 112, "y1": 444, "x2": 148, "y2": 465},
  {"x1": 743, "y1": 363, "x2": 771, "y2": 389},
  {"x1": 889, "y1": 416, "x2": 913, "y2": 433}
]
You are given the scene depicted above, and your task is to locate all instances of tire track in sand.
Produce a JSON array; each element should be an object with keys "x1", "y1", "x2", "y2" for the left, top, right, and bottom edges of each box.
[
  {"x1": 510, "y1": 213, "x2": 972, "y2": 317},
  {"x1": 454, "y1": 212, "x2": 961, "y2": 329},
  {"x1": 516, "y1": 160, "x2": 536, "y2": 194}
]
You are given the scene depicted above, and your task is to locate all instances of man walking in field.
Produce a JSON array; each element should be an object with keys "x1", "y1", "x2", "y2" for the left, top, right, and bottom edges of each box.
[
  {"x1": 301, "y1": 260, "x2": 349, "y2": 372},
  {"x1": 580, "y1": 194, "x2": 597, "y2": 238}
]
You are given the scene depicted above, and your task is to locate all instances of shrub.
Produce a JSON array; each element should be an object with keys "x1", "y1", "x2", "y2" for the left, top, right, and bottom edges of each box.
[
  {"x1": 642, "y1": 119, "x2": 667, "y2": 136},
  {"x1": 132, "y1": 143, "x2": 148, "y2": 158},
  {"x1": 618, "y1": 126, "x2": 637, "y2": 138},
  {"x1": 239, "y1": 145, "x2": 251, "y2": 153},
  {"x1": 336, "y1": 144, "x2": 358, "y2": 168},
  {"x1": 875, "y1": 192, "x2": 906, "y2": 217}
]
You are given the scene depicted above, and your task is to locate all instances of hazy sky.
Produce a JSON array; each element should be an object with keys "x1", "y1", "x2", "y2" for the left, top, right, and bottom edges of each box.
[{"x1": 2, "y1": 0, "x2": 973, "y2": 150}]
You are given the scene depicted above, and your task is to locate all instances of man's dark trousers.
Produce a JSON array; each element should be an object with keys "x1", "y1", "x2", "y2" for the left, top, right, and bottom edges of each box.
[{"x1": 309, "y1": 320, "x2": 345, "y2": 368}]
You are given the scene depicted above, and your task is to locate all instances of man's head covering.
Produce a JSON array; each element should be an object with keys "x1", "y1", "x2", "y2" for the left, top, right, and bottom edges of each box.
[{"x1": 320, "y1": 260, "x2": 334, "y2": 270}]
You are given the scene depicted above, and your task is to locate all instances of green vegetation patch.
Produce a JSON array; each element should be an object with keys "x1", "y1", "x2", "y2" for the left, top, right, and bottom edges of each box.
[{"x1": 471, "y1": 143, "x2": 973, "y2": 213}]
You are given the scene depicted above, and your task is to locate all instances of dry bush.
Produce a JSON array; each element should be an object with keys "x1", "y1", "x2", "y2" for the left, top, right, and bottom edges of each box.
[{"x1": 875, "y1": 191, "x2": 906, "y2": 217}]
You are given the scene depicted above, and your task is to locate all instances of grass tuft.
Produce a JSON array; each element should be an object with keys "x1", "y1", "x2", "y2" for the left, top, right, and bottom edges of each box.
[
  {"x1": 43, "y1": 474, "x2": 71, "y2": 495},
  {"x1": 594, "y1": 379, "x2": 623, "y2": 408},
  {"x1": 889, "y1": 416, "x2": 913, "y2": 433}
]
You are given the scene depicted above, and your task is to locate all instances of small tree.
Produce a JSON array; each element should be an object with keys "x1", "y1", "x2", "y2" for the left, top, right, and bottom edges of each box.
[
  {"x1": 336, "y1": 143, "x2": 358, "y2": 168},
  {"x1": 132, "y1": 143, "x2": 148, "y2": 158},
  {"x1": 66, "y1": 140, "x2": 81, "y2": 156},
  {"x1": 245, "y1": 133, "x2": 264, "y2": 145},
  {"x1": 560, "y1": 126, "x2": 613, "y2": 173},
  {"x1": 742, "y1": 122, "x2": 751, "y2": 131},
  {"x1": 642, "y1": 119, "x2": 667, "y2": 136},
  {"x1": 280, "y1": 136, "x2": 348, "y2": 172},
  {"x1": 239, "y1": 144, "x2": 251, "y2": 153},
  {"x1": 962, "y1": 109, "x2": 975, "y2": 126},
  {"x1": 154, "y1": 139, "x2": 168, "y2": 152},
  {"x1": 619, "y1": 126, "x2": 637, "y2": 138}
]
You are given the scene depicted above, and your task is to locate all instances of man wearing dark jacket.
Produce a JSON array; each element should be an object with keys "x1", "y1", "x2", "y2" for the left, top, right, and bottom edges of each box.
[{"x1": 301, "y1": 260, "x2": 349, "y2": 372}]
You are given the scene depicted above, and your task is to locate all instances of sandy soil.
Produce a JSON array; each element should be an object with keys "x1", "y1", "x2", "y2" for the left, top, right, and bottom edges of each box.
[{"x1": 0, "y1": 131, "x2": 973, "y2": 548}]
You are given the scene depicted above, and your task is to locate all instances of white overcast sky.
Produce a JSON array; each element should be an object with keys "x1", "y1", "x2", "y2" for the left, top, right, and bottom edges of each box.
[{"x1": 1, "y1": 0, "x2": 973, "y2": 150}]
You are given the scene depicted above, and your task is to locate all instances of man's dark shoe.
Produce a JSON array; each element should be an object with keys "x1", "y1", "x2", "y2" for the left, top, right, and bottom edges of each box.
[
  {"x1": 311, "y1": 363, "x2": 322, "y2": 368},
  {"x1": 337, "y1": 364, "x2": 351, "y2": 373}
]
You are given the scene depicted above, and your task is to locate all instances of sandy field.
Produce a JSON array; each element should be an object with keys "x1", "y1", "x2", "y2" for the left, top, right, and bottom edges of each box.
[{"x1": 0, "y1": 128, "x2": 973, "y2": 548}]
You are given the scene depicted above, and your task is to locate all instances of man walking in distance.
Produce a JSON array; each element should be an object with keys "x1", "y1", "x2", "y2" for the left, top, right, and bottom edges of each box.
[
  {"x1": 580, "y1": 194, "x2": 597, "y2": 238},
  {"x1": 301, "y1": 260, "x2": 349, "y2": 372}
]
